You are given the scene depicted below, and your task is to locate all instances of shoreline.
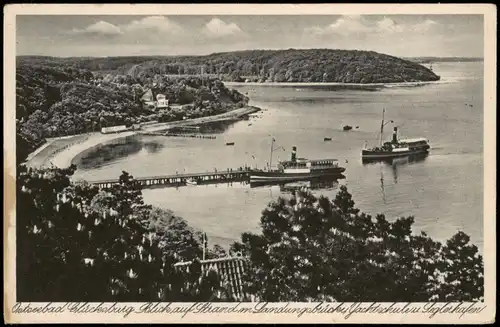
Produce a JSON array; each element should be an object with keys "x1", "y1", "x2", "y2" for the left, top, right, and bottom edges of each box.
[
  {"x1": 25, "y1": 105, "x2": 261, "y2": 169},
  {"x1": 141, "y1": 106, "x2": 260, "y2": 133},
  {"x1": 224, "y1": 80, "x2": 443, "y2": 87}
]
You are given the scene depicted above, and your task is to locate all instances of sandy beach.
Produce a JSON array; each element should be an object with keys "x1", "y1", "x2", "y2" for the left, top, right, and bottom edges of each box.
[{"x1": 25, "y1": 106, "x2": 261, "y2": 169}]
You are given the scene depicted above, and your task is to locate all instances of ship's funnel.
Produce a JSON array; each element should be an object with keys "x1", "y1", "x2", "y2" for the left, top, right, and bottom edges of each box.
[
  {"x1": 291, "y1": 146, "x2": 297, "y2": 162},
  {"x1": 392, "y1": 127, "x2": 398, "y2": 143}
]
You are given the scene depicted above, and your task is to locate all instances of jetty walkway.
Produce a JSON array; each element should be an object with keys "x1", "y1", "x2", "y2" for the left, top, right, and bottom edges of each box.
[{"x1": 89, "y1": 168, "x2": 253, "y2": 189}]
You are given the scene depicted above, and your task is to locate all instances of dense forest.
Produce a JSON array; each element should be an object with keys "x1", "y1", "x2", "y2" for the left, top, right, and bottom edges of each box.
[
  {"x1": 232, "y1": 186, "x2": 484, "y2": 302},
  {"x1": 16, "y1": 61, "x2": 249, "y2": 163},
  {"x1": 17, "y1": 166, "x2": 231, "y2": 301},
  {"x1": 18, "y1": 49, "x2": 441, "y2": 84},
  {"x1": 17, "y1": 165, "x2": 484, "y2": 302}
]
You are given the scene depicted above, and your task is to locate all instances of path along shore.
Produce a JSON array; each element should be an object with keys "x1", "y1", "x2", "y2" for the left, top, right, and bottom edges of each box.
[{"x1": 25, "y1": 106, "x2": 260, "y2": 170}]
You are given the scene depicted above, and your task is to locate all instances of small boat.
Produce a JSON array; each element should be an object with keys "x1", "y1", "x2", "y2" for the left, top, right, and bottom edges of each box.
[
  {"x1": 362, "y1": 109, "x2": 430, "y2": 161},
  {"x1": 250, "y1": 140, "x2": 346, "y2": 183},
  {"x1": 343, "y1": 125, "x2": 353, "y2": 131},
  {"x1": 226, "y1": 142, "x2": 235, "y2": 146},
  {"x1": 185, "y1": 178, "x2": 198, "y2": 186},
  {"x1": 248, "y1": 123, "x2": 252, "y2": 126},
  {"x1": 324, "y1": 137, "x2": 332, "y2": 141}
]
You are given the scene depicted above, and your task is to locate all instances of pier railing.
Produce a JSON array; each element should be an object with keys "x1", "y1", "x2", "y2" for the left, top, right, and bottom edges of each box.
[{"x1": 88, "y1": 169, "x2": 253, "y2": 189}]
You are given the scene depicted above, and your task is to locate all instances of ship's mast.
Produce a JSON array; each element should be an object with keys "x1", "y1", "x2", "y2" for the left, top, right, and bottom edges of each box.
[
  {"x1": 269, "y1": 138, "x2": 274, "y2": 170},
  {"x1": 268, "y1": 138, "x2": 285, "y2": 170},
  {"x1": 379, "y1": 108, "x2": 385, "y2": 147}
]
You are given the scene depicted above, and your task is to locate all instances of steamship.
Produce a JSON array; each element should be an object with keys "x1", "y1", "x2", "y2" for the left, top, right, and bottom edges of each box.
[
  {"x1": 362, "y1": 109, "x2": 430, "y2": 161},
  {"x1": 250, "y1": 141, "x2": 346, "y2": 183}
]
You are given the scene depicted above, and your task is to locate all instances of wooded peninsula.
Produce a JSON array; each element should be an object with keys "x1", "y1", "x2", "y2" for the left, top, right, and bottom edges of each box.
[{"x1": 19, "y1": 48, "x2": 441, "y2": 84}]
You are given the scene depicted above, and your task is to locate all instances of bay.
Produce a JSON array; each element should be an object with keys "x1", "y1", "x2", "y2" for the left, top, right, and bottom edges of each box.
[{"x1": 72, "y1": 62, "x2": 484, "y2": 251}]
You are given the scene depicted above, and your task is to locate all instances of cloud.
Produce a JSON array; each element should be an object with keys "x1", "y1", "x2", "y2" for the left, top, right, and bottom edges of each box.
[
  {"x1": 201, "y1": 18, "x2": 245, "y2": 39},
  {"x1": 377, "y1": 18, "x2": 439, "y2": 34},
  {"x1": 306, "y1": 15, "x2": 440, "y2": 38},
  {"x1": 121, "y1": 16, "x2": 183, "y2": 35},
  {"x1": 376, "y1": 17, "x2": 405, "y2": 33},
  {"x1": 68, "y1": 16, "x2": 183, "y2": 44},
  {"x1": 327, "y1": 15, "x2": 372, "y2": 35},
  {"x1": 70, "y1": 21, "x2": 123, "y2": 36},
  {"x1": 411, "y1": 19, "x2": 438, "y2": 33},
  {"x1": 306, "y1": 15, "x2": 371, "y2": 37}
]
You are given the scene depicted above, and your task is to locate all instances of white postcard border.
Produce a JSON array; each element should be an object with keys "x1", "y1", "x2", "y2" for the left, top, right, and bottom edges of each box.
[{"x1": 3, "y1": 3, "x2": 496, "y2": 324}]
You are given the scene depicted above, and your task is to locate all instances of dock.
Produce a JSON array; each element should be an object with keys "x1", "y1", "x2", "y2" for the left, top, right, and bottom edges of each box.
[{"x1": 89, "y1": 169, "x2": 252, "y2": 189}]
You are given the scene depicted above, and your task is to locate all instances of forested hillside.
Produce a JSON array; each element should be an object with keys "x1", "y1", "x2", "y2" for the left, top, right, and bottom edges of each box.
[{"x1": 16, "y1": 61, "x2": 249, "y2": 163}]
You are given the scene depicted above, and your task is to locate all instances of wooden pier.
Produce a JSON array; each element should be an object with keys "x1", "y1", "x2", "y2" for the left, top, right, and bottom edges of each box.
[{"x1": 89, "y1": 169, "x2": 252, "y2": 189}]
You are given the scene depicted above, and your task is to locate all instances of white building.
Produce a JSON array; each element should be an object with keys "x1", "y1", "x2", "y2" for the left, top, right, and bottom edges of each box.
[{"x1": 156, "y1": 94, "x2": 169, "y2": 109}]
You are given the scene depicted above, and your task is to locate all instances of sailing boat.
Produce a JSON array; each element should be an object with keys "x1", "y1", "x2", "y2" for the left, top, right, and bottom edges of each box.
[
  {"x1": 361, "y1": 109, "x2": 430, "y2": 161},
  {"x1": 249, "y1": 138, "x2": 346, "y2": 182}
]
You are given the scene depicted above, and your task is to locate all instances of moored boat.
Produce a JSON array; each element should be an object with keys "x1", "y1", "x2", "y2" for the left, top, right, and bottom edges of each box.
[
  {"x1": 362, "y1": 109, "x2": 430, "y2": 161},
  {"x1": 185, "y1": 178, "x2": 198, "y2": 186},
  {"x1": 250, "y1": 140, "x2": 346, "y2": 183}
]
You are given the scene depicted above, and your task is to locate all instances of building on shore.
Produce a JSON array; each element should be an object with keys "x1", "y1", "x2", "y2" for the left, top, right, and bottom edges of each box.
[
  {"x1": 101, "y1": 125, "x2": 129, "y2": 134},
  {"x1": 141, "y1": 89, "x2": 156, "y2": 109},
  {"x1": 140, "y1": 89, "x2": 170, "y2": 110},
  {"x1": 174, "y1": 256, "x2": 250, "y2": 301},
  {"x1": 156, "y1": 94, "x2": 169, "y2": 109}
]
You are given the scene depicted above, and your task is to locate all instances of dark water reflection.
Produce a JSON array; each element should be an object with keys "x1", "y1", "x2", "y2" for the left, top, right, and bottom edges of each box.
[
  {"x1": 191, "y1": 119, "x2": 240, "y2": 134},
  {"x1": 250, "y1": 175, "x2": 344, "y2": 193},
  {"x1": 74, "y1": 120, "x2": 244, "y2": 170},
  {"x1": 362, "y1": 153, "x2": 430, "y2": 184},
  {"x1": 72, "y1": 135, "x2": 165, "y2": 169}
]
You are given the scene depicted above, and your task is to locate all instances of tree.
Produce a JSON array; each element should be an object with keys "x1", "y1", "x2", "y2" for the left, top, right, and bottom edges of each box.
[
  {"x1": 16, "y1": 166, "x2": 231, "y2": 301},
  {"x1": 206, "y1": 244, "x2": 228, "y2": 259},
  {"x1": 231, "y1": 186, "x2": 484, "y2": 302},
  {"x1": 148, "y1": 207, "x2": 203, "y2": 261},
  {"x1": 435, "y1": 232, "x2": 484, "y2": 301},
  {"x1": 229, "y1": 70, "x2": 244, "y2": 82}
]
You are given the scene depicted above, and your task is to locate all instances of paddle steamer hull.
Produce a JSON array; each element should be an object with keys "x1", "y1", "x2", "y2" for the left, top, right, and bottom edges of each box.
[
  {"x1": 250, "y1": 168, "x2": 345, "y2": 182},
  {"x1": 361, "y1": 146, "x2": 430, "y2": 160}
]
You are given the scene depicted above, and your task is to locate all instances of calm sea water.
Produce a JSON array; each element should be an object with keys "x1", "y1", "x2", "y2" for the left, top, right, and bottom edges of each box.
[{"x1": 73, "y1": 62, "x2": 484, "y2": 251}]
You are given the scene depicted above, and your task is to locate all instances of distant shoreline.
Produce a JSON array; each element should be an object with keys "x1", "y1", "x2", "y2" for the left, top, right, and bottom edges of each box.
[{"x1": 224, "y1": 80, "x2": 446, "y2": 87}]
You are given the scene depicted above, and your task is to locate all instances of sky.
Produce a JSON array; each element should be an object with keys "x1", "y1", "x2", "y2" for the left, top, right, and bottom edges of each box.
[{"x1": 16, "y1": 15, "x2": 484, "y2": 58}]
